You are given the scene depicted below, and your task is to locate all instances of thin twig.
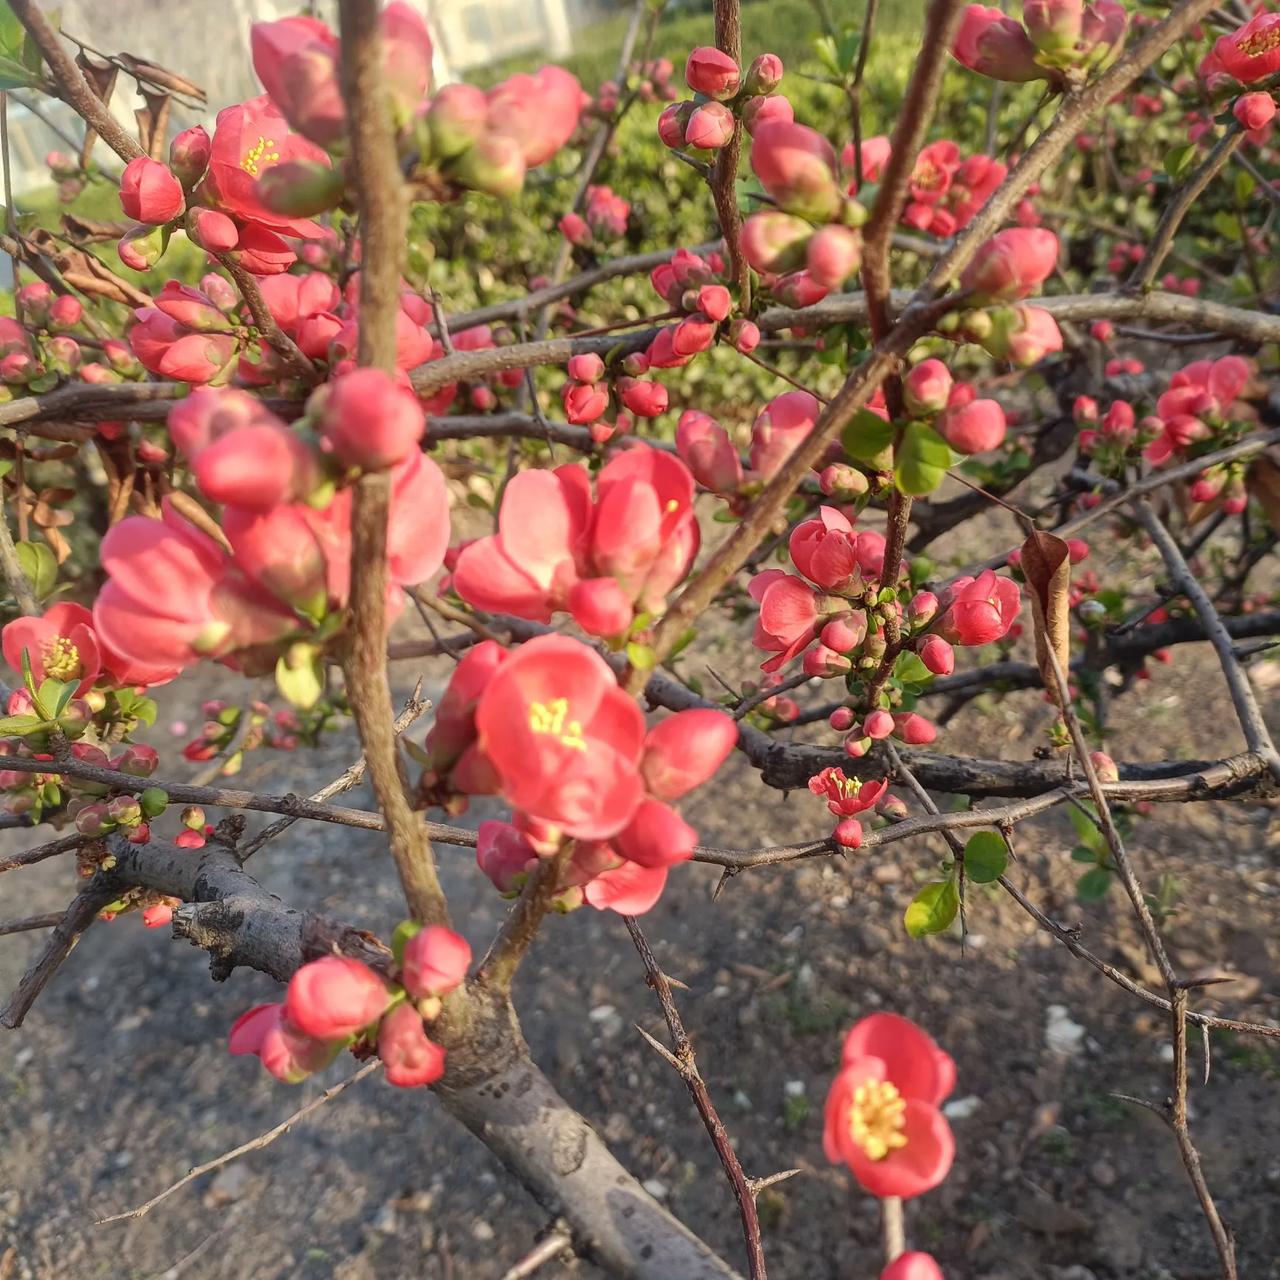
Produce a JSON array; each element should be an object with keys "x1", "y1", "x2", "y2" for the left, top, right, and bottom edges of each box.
[
  {"x1": 499, "y1": 1230, "x2": 574, "y2": 1280},
  {"x1": 0, "y1": 911, "x2": 63, "y2": 936},
  {"x1": 96, "y1": 1060, "x2": 382, "y2": 1224}
]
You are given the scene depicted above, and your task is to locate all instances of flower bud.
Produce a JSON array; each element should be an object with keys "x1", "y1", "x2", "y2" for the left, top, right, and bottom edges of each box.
[
  {"x1": 744, "y1": 52, "x2": 784, "y2": 96},
  {"x1": 892, "y1": 711, "x2": 936, "y2": 745},
  {"x1": 657, "y1": 101, "x2": 694, "y2": 148},
  {"x1": 318, "y1": 367, "x2": 425, "y2": 470},
  {"x1": 685, "y1": 46, "x2": 741, "y2": 99},
  {"x1": 568, "y1": 577, "x2": 634, "y2": 638},
  {"x1": 563, "y1": 380, "x2": 610, "y2": 424},
  {"x1": 285, "y1": 955, "x2": 389, "y2": 1041},
  {"x1": 427, "y1": 83, "x2": 488, "y2": 158},
  {"x1": 740, "y1": 210, "x2": 812, "y2": 274},
  {"x1": 804, "y1": 224, "x2": 861, "y2": 289},
  {"x1": 940, "y1": 398, "x2": 1006, "y2": 454},
  {"x1": 117, "y1": 223, "x2": 170, "y2": 272},
  {"x1": 829, "y1": 706, "x2": 856, "y2": 731},
  {"x1": 257, "y1": 161, "x2": 345, "y2": 218},
  {"x1": 49, "y1": 294, "x2": 83, "y2": 331},
  {"x1": 119, "y1": 157, "x2": 185, "y2": 225},
  {"x1": 863, "y1": 709, "x2": 895, "y2": 739},
  {"x1": 685, "y1": 101, "x2": 735, "y2": 150},
  {"x1": 140, "y1": 787, "x2": 169, "y2": 819},
  {"x1": 750, "y1": 120, "x2": 841, "y2": 221},
  {"x1": 697, "y1": 284, "x2": 732, "y2": 322},
  {"x1": 918, "y1": 634, "x2": 954, "y2": 676},
  {"x1": 378, "y1": 1003, "x2": 446, "y2": 1087},
  {"x1": 168, "y1": 125, "x2": 212, "y2": 189},
  {"x1": 1090, "y1": 750, "x2": 1119, "y2": 783},
  {"x1": 617, "y1": 376, "x2": 668, "y2": 417},
  {"x1": 833, "y1": 817, "x2": 863, "y2": 849},
  {"x1": 904, "y1": 358, "x2": 954, "y2": 416},
  {"x1": 1234, "y1": 91, "x2": 1277, "y2": 131},
  {"x1": 75, "y1": 801, "x2": 113, "y2": 837},
  {"x1": 729, "y1": 317, "x2": 760, "y2": 353},
  {"x1": 742, "y1": 93, "x2": 794, "y2": 136},
  {"x1": 567, "y1": 352, "x2": 604, "y2": 383},
  {"x1": 401, "y1": 924, "x2": 472, "y2": 1001},
  {"x1": 960, "y1": 228, "x2": 1059, "y2": 302},
  {"x1": 451, "y1": 131, "x2": 526, "y2": 198}
]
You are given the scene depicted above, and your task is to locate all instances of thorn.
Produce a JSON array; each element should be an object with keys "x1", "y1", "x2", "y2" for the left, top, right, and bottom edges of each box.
[
  {"x1": 712, "y1": 867, "x2": 735, "y2": 901},
  {"x1": 748, "y1": 1168, "x2": 802, "y2": 1196},
  {"x1": 1201, "y1": 1023, "x2": 1212, "y2": 1087},
  {"x1": 634, "y1": 1023, "x2": 682, "y2": 1072}
]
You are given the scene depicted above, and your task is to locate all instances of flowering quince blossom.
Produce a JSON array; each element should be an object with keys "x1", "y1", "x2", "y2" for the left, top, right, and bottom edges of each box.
[
  {"x1": 1214, "y1": 11, "x2": 1280, "y2": 84},
  {"x1": 285, "y1": 954, "x2": 390, "y2": 1040},
  {"x1": 1143, "y1": 355, "x2": 1254, "y2": 465},
  {"x1": 229, "y1": 1002, "x2": 339, "y2": 1083},
  {"x1": 451, "y1": 444, "x2": 698, "y2": 638},
  {"x1": 2, "y1": 603, "x2": 102, "y2": 695},
  {"x1": 824, "y1": 1012, "x2": 956, "y2": 1199},
  {"x1": 937, "y1": 570, "x2": 1022, "y2": 646},
  {"x1": 954, "y1": 2, "x2": 1127, "y2": 85}
]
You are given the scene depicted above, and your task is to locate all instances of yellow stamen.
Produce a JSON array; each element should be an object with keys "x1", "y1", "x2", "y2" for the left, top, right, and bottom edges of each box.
[
  {"x1": 40, "y1": 636, "x2": 81, "y2": 682},
  {"x1": 528, "y1": 698, "x2": 587, "y2": 751},
  {"x1": 848, "y1": 1079, "x2": 909, "y2": 1161},
  {"x1": 240, "y1": 135, "x2": 283, "y2": 176},
  {"x1": 1240, "y1": 27, "x2": 1280, "y2": 57}
]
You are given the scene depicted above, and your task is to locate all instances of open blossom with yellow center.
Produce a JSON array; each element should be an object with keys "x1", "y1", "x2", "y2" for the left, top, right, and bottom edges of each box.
[
  {"x1": 848, "y1": 1079, "x2": 909, "y2": 1161},
  {"x1": 528, "y1": 698, "x2": 587, "y2": 751},
  {"x1": 240, "y1": 136, "x2": 281, "y2": 177},
  {"x1": 40, "y1": 635, "x2": 82, "y2": 683}
]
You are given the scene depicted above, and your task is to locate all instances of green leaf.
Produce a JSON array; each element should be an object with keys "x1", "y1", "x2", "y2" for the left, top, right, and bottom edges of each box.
[
  {"x1": 0, "y1": 712, "x2": 46, "y2": 735},
  {"x1": 1234, "y1": 168, "x2": 1256, "y2": 204},
  {"x1": 894, "y1": 652, "x2": 932, "y2": 685},
  {"x1": 894, "y1": 422, "x2": 953, "y2": 497},
  {"x1": 1076, "y1": 866, "x2": 1113, "y2": 902},
  {"x1": 14, "y1": 540, "x2": 56, "y2": 599},
  {"x1": 841, "y1": 408, "x2": 895, "y2": 464},
  {"x1": 626, "y1": 641, "x2": 656, "y2": 670},
  {"x1": 1070, "y1": 845, "x2": 1098, "y2": 863},
  {"x1": 1163, "y1": 144, "x2": 1197, "y2": 181},
  {"x1": 275, "y1": 646, "x2": 325, "y2": 710},
  {"x1": 37, "y1": 677, "x2": 77, "y2": 718},
  {"x1": 904, "y1": 879, "x2": 959, "y2": 938},
  {"x1": 390, "y1": 919, "x2": 422, "y2": 966},
  {"x1": 962, "y1": 831, "x2": 1007, "y2": 884}
]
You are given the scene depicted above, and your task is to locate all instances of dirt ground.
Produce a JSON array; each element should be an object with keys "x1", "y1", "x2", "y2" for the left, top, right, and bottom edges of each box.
[{"x1": 1, "y1": 585, "x2": 1278, "y2": 1280}]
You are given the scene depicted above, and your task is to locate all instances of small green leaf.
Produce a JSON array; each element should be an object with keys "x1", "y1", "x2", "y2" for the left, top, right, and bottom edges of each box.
[
  {"x1": 1163, "y1": 144, "x2": 1197, "y2": 180},
  {"x1": 1070, "y1": 845, "x2": 1098, "y2": 863},
  {"x1": 275, "y1": 645, "x2": 325, "y2": 710},
  {"x1": 1076, "y1": 866, "x2": 1113, "y2": 902},
  {"x1": 626, "y1": 641, "x2": 656, "y2": 670},
  {"x1": 894, "y1": 652, "x2": 932, "y2": 685},
  {"x1": 14, "y1": 539, "x2": 56, "y2": 599},
  {"x1": 904, "y1": 879, "x2": 959, "y2": 938},
  {"x1": 390, "y1": 919, "x2": 422, "y2": 966},
  {"x1": 0, "y1": 713, "x2": 46, "y2": 735},
  {"x1": 841, "y1": 408, "x2": 895, "y2": 464},
  {"x1": 962, "y1": 831, "x2": 1007, "y2": 884},
  {"x1": 894, "y1": 422, "x2": 953, "y2": 497}
]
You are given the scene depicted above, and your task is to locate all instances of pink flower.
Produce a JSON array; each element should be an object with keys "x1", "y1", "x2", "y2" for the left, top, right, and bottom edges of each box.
[
  {"x1": 486, "y1": 66, "x2": 583, "y2": 168},
  {"x1": 617, "y1": 377, "x2": 668, "y2": 418},
  {"x1": 285, "y1": 955, "x2": 390, "y2": 1040},
  {"x1": 685, "y1": 46, "x2": 740, "y2": 99},
  {"x1": 119, "y1": 158, "x2": 185, "y2": 224},
  {"x1": 614, "y1": 796, "x2": 698, "y2": 869},
  {"x1": 938, "y1": 569, "x2": 1021, "y2": 645},
  {"x1": 960, "y1": 228, "x2": 1059, "y2": 302},
  {"x1": 129, "y1": 308, "x2": 238, "y2": 385},
  {"x1": 401, "y1": 925, "x2": 471, "y2": 1001},
  {"x1": 824, "y1": 1012, "x2": 956, "y2": 1198},
  {"x1": 676, "y1": 410, "x2": 743, "y2": 496},
  {"x1": 1215, "y1": 12, "x2": 1280, "y2": 85},
  {"x1": 229, "y1": 1002, "x2": 337, "y2": 1083},
  {"x1": 750, "y1": 389, "x2": 821, "y2": 482},
  {"x1": 750, "y1": 570, "x2": 820, "y2": 671},
  {"x1": 953, "y1": 6, "x2": 1043, "y2": 82},
  {"x1": 563, "y1": 380, "x2": 610, "y2": 423},
  {"x1": 808, "y1": 766, "x2": 888, "y2": 818},
  {"x1": 582, "y1": 859, "x2": 669, "y2": 915},
  {"x1": 250, "y1": 15, "x2": 345, "y2": 146},
  {"x1": 883, "y1": 1253, "x2": 945, "y2": 1280},
  {"x1": 423, "y1": 641, "x2": 508, "y2": 782},
  {"x1": 475, "y1": 635, "x2": 646, "y2": 840},
  {"x1": 318, "y1": 368, "x2": 425, "y2": 470},
  {"x1": 378, "y1": 1003, "x2": 447, "y2": 1088},
  {"x1": 3, "y1": 603, "x2": 102, "y2": 694},
  {"x1": 789, "y1": 506, "x2": 883, "y2": 591},
  {"x1": 750, "y1": 120, "x2": 842, "y2": 222},
  {"x1": 940, "y1": 397, "x2": 1006, "y2": 453},
  {"x1": 452, "y1": 468, "x2": 587, "y2": 620},
  {"x1": 200, "y1": 95, "x2": 331, "y2": 239},
  {"x1": 94, "y1": 499, "x2": 297, "y2": 680}
]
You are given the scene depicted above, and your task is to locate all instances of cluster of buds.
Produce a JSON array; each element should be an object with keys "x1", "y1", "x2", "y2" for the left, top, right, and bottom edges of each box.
[
  {"x1": 181, "y1": 698, "x2": 315, "y2": 773},
  {"x1": 903, "y1": 360, "x2": 1010, "y2": 455},
  {"x1": 657, "y1": 47, "x2": 787, "y2": 155},
  {"x1": 559, "y1": 184, "x2": 630, "y2": 249},
  {"x1": 643, "y1": 246, "x2": 759, "y2": 368},
  {"x1": 953, "y1": 2, "x2": 1129, "y2": 90},
  {"x1": 0, "y1": 286, "x2": 88, "y2": 398},
  {"x1": 0, "y1": 739, "x2": 159, "y2": 828},
  {"x1": 561, "y1": 352, "x2": 667, "y2": 440},
  {"x1": 231, "y1": 924, "x2": 471, "y2": 1086},
  {"x1": 593, "y1": 57, "x2": 677, "y2": 117},
  {"x1": 678, "y1": 387, "x2": 859, "y2": 514},
  {"x1": 741, "y1": 120, "x2": 866, "y2": 305}
]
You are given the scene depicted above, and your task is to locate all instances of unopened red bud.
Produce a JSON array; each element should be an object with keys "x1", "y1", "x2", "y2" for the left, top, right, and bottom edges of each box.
[
  {"x1": 685, "y1": 100, "x2": 735, "y2": 150},
  {"x1": 729, "y1": 317, "x2": 760, "y2": 353},
  {"x1": 862, "y1": 709, "x2": 895, "y2": 739},
  {"x1": 919, "y1": 634, "x2": 954, "y2": 675},
  {"x1": 904, "y1": 358, "x2": 954, "y2": 416},
  {"x1": 1090, "y1": 750, "x2": 1119, "y2": 783},
  {"x1": 567, "y1": 353, "x2": 604, "y2": 383},
  {"x1": 168, "y1": 125, "x2": 211, "y2": 189},
  {"x1": 744, "y1": 52, "x2": 784, "y2": 96},
  {"x1": 685, "y1": 46, "x2": 740, "y2": 99},
  {"x1": 119, "y1": 157, "x2": 185, "y2": 225},
  {"x1": 833, "y1": 817, "x2": 863, "y2": 849},
  {"x1": 829, "y1": 706, "x2": 856, "y2": 731}
]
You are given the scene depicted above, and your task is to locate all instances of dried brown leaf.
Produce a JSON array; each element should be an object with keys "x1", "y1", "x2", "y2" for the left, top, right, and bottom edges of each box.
[
  {"x1": 1247, "y1": 447, "x2": 1280, "y2": 536},
  {"x1": 1021, "y1": 528, "x2": 1071, "y2": 707}
]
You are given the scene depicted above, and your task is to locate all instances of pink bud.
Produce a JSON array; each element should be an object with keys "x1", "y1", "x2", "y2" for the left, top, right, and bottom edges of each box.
[
  {"x1": 615, "y1": 798, "x2": 698, "y2": 868},
  {"x1": 257, "y1": 161, "x2": 344, "y2": 218},
  {"x1": 568, "y1": 577, "x2": 634, "y2": 637},
  {"x1": 119, "y1": 158, "x2": 185, "y2": 225},
  {"x1": 617, "y1": 377, "x2": 668, "y2": 417},
  {"x1": 401, "y1": 924, "x2": 471, "y2": 1000},
  {"x1": 953, "y1": 6, "x2": 1044, "y2": 82},
  {"x1": 863, "y1": 709, "x2": 895, "y2": 739},
  {"x1": 940, "y1": 398, "x2": 1006, "y2": 453},
  {"x1": 1066, "y1": 538, "x2": 1090, "y2": 564},
  {"x1": 960, "y1": 228, "x2": 1059, "y2": 302},
  {"x1": 188, "y1": 207, "x2": 240, "y2": 253},
  {"x1": 676, "y1": 409, "x2": 743, "y2": 495},
  {"x1": 1234, "y1": 91, "x2": 1277, "y2": 131},
  {"x1": 452, "y1": 131, "x2": 527, "y2": 198},
  {"x1": 672, "y1": 313, "x2": 716, "y2": 356},
  {"x1": 563, "y1": 380, "x2": 610, "y2": 424},
  {"x1": 685, "y1": 46, "x2": 741, "y2": 99},
  {"x1": 829, "y1": 706, "x2": 856, "y2": 731},
  {"x1": 427, "y1": 83, "x2": 488, "y2": 157},
  {"x1": 142, "y1": 902, "x2": 173, "y2": 928},
  {"x1": 750, "y1": 120, "x2": 841, "y2": 221},
  {"x1": 640, "y1": 709, "x2": 737, "y2": 802},
  {"x1": 169, "y1": 125, "x2": 211, "y2": 189},
  {"x1": 117, "y1": 224, "x2": 169, "y2": 272},
  {"x1": 804, "y1": 644, "x2": 851, "y2": 677},
  {"x1": 744, "y1": 52, "x2": 784, "y2": 96},
  {"x1": 904, "y1": 359, "x2": 954, "y2": 416},
  {"x1": 892, "y1": 711, "x2": 937, "y2": 745},
  {"x1": 285, "y1": 955, "x2": 389, "y2": 1041},
  {"x1": 742, "y1": 93, "x2": 794, "y2": 136},
  {"x1": 657, "y1": 101, "x2": 693, "y2": 149},
  {"x1": 319, "y1": 368, "x2": 425, "y2": 470},
  {"x1": 819, "y1": 463, "x2": 869, "y2": 498},
  {"x1": 729, "y1": 317, "x2": 760, "y2": 353},
  {"x1": 919, "y1": 634, "x2": 954, "y2": 676},
  {"x1": 560, "y1": 211, "x2": 591, "y2": 246},
  {"x1": 1089, "y1": 320, "x2": 1114, "y2": 342},
  {"x1": 805, "y1": 224, "x2": 862, "y2": 289},
  {"x1": 567, "y1": 352, "x2": 604, "y2": 383},
  {"x1": 741, "y1": 210, "x2": 812, "y2": 274},
  {"x1": 821, "y1": 614, "x2": 867, "y2": 653},
  {"x1": 229, "y1": 1002, "x2": 337, "y2": 1083},
  {"x1": 49, "y1": 294, "x2": 83, "y2": 331},
  {"x1": 1090, "y1": 750, "x2": 1119, "y2": 783},
  {"x1": 909, "y1": 591, "x2": 939, "y2": 625},
  {"x1": 697, "y1": 284, "x2": 732, "y2": 322},
  {"x1": 1073, "y1": 395, "x2": 1098, "y2": 424},
  {"x1": 685, "y1": 101, "x2": 735, "y2": 150},
  {"x1": 378, "y1": 1003, "x2": 446, "y2": 1087},
  {"x1": 833, "y1": 817, "x2": 863, "y2": 849}
]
